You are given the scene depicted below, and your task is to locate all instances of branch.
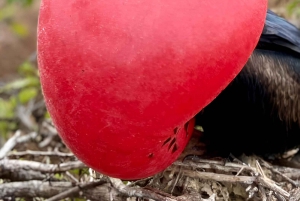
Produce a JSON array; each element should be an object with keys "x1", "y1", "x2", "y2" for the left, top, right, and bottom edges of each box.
[
  {"x1": 109, "y1": 177, "x2": 176, "y2": 201},
  {"x1": 46, "y1": 180, "x2": 107, "y2": 201},
  {"x1": 179, "y1": 169, "x2": 256, "y2": 184},
  {"x1": 0, "y1": 159, "x2": 86, "y2": 173},
  {"x1": 173, "y1": 158, "x2": 291, "y2": 199},
  {"x1": 8, "y1": 150, "x2": 74, "y2": 158},
  {"x1": 256, "y1": 176, "x2": 290, "y2": 199},
  {"x1": 0, "y1": 180, "x2": 121, "y2": 201},
  {"x1": 0, "y1": 180, "x2": 74, "y2": 198},
  {"x1": 0, "y1": 131, "x2": 37, "y2": 159}
]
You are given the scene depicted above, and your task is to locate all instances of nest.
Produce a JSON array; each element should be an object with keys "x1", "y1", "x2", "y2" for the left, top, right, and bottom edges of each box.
[{"x1": 1, "y1": 104, "x2": 300, "y2": 201}]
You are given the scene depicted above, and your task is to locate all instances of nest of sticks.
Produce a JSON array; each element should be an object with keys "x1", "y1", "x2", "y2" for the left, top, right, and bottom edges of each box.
[{"x1": 1, "y1": 99, "x2": 300, "y2": 201}]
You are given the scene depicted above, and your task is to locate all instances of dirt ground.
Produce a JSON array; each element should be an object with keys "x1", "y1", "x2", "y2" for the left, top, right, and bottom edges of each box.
[{"x1": 0, "y1": 0, "x2": 298, "y2": 83}]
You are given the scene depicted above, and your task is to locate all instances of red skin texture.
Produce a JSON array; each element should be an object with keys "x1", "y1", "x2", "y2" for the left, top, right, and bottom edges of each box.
[{"x1": 37, "y1": 0, "x2": 267, "y2": 179}]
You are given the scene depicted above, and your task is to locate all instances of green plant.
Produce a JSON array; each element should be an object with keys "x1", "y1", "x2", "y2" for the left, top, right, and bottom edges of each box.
[
  {"x1": 0, "y1": 0, "x2": 35, "y2": 38},
  {"x1": 0, "y1": 0, "x2": 39, "y2": 138},
  {"x1": 287, "y1": 0, "x2": 300, "y2": 16},
  {"x1": 0, "y1": 61, "x2": 40, "y2": 137},
  {"x1": 6, "y1": 0, "x2": 34, "y2": 6}
]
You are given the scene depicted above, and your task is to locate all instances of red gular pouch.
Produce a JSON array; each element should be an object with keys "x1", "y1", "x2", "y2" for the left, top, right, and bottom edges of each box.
[{"x1": 37, "y1": 0, "x2": 267, "y2": 179}]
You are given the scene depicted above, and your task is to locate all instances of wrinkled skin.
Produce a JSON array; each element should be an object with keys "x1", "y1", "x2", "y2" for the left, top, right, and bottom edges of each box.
[{"x1": 37, "y1": 0, "x2": 267, "y2": 179}]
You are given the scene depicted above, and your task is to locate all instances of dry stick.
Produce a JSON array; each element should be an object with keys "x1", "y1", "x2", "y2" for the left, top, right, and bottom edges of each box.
[
  {"x1": 0, "y1": 159, "x2": 86, "y2": 181},
  {"x1": 174, "y1": 160, "x2": 256, "y2": 179},
  {"x1": 176, "y1": 161, "x2": 259, "y2": 198},
  {"x1": 174, "y1": 161, "x2": 255, "y2": 175},
  {"x1": 176, "y1": 192, "x2": 216, "y2": 201},
  {"x1": 246, "y1": 185, "x2": 258, "y2": 200},
  {"x1": 0, "y1": 159, "x2": 86, "y2": 173},
  {"x1": 38, "y1": 120, "x2": 58, "y2": 147},
  {"x1": 8, "y1": 150, "x2": 74, "y2": 158},
  {"x1": 109, "y1": 177, "x2": 176, "y2": 201},
  {"x1": 272, "y1": 168, "x2": 298, "y2": 187},
  {"x1": 267, "y1": 191, "x2": 274, "y2": 201},
  {"x1": 0, "y1": 180, "x2": 74, "y2": 198},
  {"x1": 127, "y1": 177, "x2": 153, "y2": 187},
  {"x1": 183, "y1": 157, "x2": 225, "y2": 165},
  {"x1": 39, "y1": 121, "x2": 58, "y2": 148},
  {"x1": 259, "y1": 159, "x2": 299, "y2": 187},
  {"x1": 46, "y1": 180, "x2": 106, "y2": 201},
  {"x1": 256, "y1": 176, "x2": 290, "y2": 199},
  {"x1": 175, "y1": 160, "x2": 290, "y2": 199},
  {"x1": 261, "y1": 161, "x2": 299, "y2": 187},
  {"x1": 179, "y1": 169, "x2": 256, "y2": 184},
  {"x1": 0, "y1": 168, "x2": 47, "y2": 181},
  {"x1": 0, "y1": 130, "x2": 21, "y2": 159},
  {"x1": 65, "y1": 171, "x2": 79, "y2": 183},
  {"x1": 290, "y1": 187, "x2": 300, "y2": 201},
  {"x1": 171, "y1": 166, "x2": 183, "y2": 194},
  {"x1": 147, "y1": 185, "x2": 216, "y2": 201},
  {"x1": 39, "y1": 134, "x2": 56, "y2": 148},
  {"x1": 0, "y1": 131, "x2": 37, "y2": 159},
  {"x1": 258, "y1": 186, "x2": 267, "y2": 201},
  {"x1": 43, "y1": 120, "x2": 58, "y2": 134},
  {"x1": 273, "y1": 192, "x2": 285, "y2": 201},
  {"x1": 256, "y1": 160, "x2": 266, "y2": 178},
  {"x1": 274, "y1": 166, "x2": 300, "y2": 180},
  {"x1": 255, "y1": 160, "x2": 268, "y2": 201},
  {"x1": 0, "y1": 180, "x2": 114, "y2": 200},
  {"x1": 16, "y1": 101, "x2": 36, "y2": 130}
]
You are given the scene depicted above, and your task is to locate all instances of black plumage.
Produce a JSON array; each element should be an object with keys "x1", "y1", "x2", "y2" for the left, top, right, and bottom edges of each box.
[{"x1": 195, "y1": 10, "x2": 300, "y2": 156}]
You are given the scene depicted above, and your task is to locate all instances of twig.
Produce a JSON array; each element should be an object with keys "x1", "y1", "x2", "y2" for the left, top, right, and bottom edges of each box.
[
  {"x1": 174, "y1": 161, "x2": 255, "y2": 176},
  {"x1": 39, "y1": 134, "x2": 56, "y2": 148},
  {"x1": 1, "y1": 168, "x2": 47, "y2": 181},
  {"x1": 109, "y1": 177, "x2": 176, "y2": 201},
  {"x1": 256, "y1": 176, "x2": 290, "y2": 199},
  {"x1": 0, "y1": 180, "x2": 119, "y2": 201},
  {"x1": 127, "y1": 177, "x2": 153, "y2": 187},
  {"x1": 0, "y1": 159, "x2": 86, "y2": 173},
  {"x1": 175, "y1": 159, "x2": 290, "y2": 199},
  {"x1": 179, "y1": 169, "x2": 256, "y2": 184},
  {"x1": 46, "y1": 180, "x2": 106, "y2": 201},
  {"x1": 8, "y1": 150, "x2": 74, "y2": 158},
  {"x1": 43, "y1": 120, "x2": 58, "y2": 134},
  {"x1": 246, "y1": 185, "x2": 258, "y2": 200},
  {"x1": 274, "y1": 166, "x2": 300, "y2": 180},
  {"x1": 0, "y1": 180, "x2": 74, "y2": 198},
  {"x1": 65, "y1": 171, "x2": 79, "y2": 183},
  {"x1": 16, "y1": 100, "x2": 37, "y2": 130},
  {"x1": 273, "y1": 168, "x2": 298, "y2": 187},
  {"x1": 273, "y1": 192, "x2": 285, "y2": 201},
  {"x1": 261, "y1": 160, "x2": 299, "y2": 187},
  {"x1": 0, "y1": 131, "x2": 37, "y2": 159},
  {"x1": 182, "y1": 156, "x2": 225, "y2": 165},
  {"x1": 258, "y1": 185, "x2": 267, "y2": 201},
  {"x1": 0, "y1": 130, "x2": 22, "y2": 159},
  {"x1": 182, "y1": 170, "x2": 290, "y2": 199},
  {"x1": 256, "y1": 160, "x2": 266, "y2": 178},
  {"x1": 290, "y1": 188, "x2": 300, "y2": 201},
  {"x1": 171, "y1": 166, "x2": 183, "y2": 194},
  {"x1": 39, "y1": 121, "x2": 58, "y2": 148},
  {"x1": 236, "y1": 166, "x2": 245, "y2": 176}
]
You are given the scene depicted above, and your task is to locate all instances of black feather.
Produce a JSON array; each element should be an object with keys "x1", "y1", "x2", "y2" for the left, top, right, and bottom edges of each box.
[{"x1": 258, "y1": 10, "x2": 300, "y2": 56}]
